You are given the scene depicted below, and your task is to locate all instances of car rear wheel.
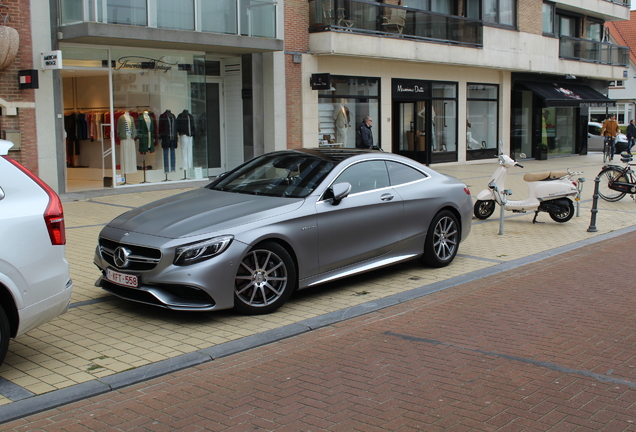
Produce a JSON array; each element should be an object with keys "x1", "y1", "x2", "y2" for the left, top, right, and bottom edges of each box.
[
  {"x1": 234, "y1": 242, "x2": 297, "y2": 315},
  {"x1": 0, "y1": 305, "x2": 10, "y2": 366},
  {"x1": 419, "y1": 210, "x2": 459, "y2": 268}
]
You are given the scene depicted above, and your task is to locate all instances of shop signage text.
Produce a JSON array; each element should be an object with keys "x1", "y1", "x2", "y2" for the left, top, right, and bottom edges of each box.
[
  {"x1": 310, "y1": 73, "x2": 331, "y2": 90},
  {"x1": 115, "y1": 56, "x2": 177, "y2": 73},
  {"x1": 41, "y1": 50, "x2": 63, "y2": 70},
  {"x1": 392, "y1": 79, "x2": 430, "y2": 100}
]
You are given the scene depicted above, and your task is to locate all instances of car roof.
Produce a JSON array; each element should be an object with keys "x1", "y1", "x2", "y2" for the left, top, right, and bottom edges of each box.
[{"x1": 281, "y1": 148, "x2": 379, "y2": 162}]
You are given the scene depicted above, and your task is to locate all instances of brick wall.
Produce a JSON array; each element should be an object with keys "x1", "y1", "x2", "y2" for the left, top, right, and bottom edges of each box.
[
  {"x1": 0, "y1": 0, "x2": 36, "y2": 173},
  {"x1": 518, "y1": 0, "x2": 543, "y2": 36},
  {"x1": 285, "y1": 0, "x2": 309, "y2": 148}
]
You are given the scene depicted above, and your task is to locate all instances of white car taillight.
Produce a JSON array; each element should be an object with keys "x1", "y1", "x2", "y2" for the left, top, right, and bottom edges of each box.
[{"x1": 3, "y1": 156, "x2": 66, "y2": 245}]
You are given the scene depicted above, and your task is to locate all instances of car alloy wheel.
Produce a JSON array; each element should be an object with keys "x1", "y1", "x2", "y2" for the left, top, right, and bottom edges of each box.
[
  {"x1": 420, "y1": 210, "x2": 459, "y2": 268},
  {"x1": 234, "y1": 241, "x2": 296, "y2": 315}
]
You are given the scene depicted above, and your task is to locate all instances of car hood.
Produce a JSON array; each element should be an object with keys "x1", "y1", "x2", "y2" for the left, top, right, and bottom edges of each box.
[{"x1": 107, "y1": 188, "x2": 304, "y2": 239}]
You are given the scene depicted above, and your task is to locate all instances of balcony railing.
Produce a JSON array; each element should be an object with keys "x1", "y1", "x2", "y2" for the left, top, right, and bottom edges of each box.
[
  {"x1": 603, "y1": 0, "x2": 630, "y2": 6},
  {"x1": 309, "y1": 0, "x2": 483, "y2": 48},
  {"x1": 59, "y1": 0, "x2": 278, "y2": 38},
  {"x1": 560, "y1": 36, "x2": 629, "y2": 66}
]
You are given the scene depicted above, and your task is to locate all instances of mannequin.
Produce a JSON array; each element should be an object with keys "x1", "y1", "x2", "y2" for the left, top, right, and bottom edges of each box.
[
  {"x1": 116, "y1": 111, "x2": 138, "y2": 175},
  {"x1": 159, "y1": 109, "x2": 178, "y2": 173},
  {"x1": 177, "y1": 109, "x2": 196, "y2": 174},
  {"x1": 466, "y1": 121, "x2": 480, "y2": 149},
  {"x1": 333, "y1": 100, "x2": 350, "y2": 145},
  {"x1": 137, "y1": 110, "x2": 156, "y2": 155}
]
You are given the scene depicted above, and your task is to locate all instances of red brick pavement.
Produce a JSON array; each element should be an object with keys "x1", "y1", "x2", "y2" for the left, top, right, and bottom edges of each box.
[{"x1": 3, "y1": 232, "x2": 636, "y2": 431}]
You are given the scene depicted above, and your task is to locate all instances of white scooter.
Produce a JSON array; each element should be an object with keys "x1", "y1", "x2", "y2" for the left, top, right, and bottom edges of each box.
[{"x1": 473, "y1": 153, "x2": 583, "y2": 223}]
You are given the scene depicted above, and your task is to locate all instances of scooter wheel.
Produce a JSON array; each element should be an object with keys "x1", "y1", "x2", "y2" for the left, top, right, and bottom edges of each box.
[
  {"x1": 549, "y1": 199, "x2": 574, "y2": 223},
  {"x1": 473, "y1": 200, "x2": 495, "y2": 220}
]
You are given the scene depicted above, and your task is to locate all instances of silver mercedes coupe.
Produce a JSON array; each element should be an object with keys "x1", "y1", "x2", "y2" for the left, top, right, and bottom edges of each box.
[{"x1": 94, "y1": 148, "x2": 472, "y2": 314}]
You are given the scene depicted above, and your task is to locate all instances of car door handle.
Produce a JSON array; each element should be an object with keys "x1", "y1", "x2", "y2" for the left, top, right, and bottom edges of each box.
[{"x1": 380, "y1": 193, "x2": 394, "y2": 201}]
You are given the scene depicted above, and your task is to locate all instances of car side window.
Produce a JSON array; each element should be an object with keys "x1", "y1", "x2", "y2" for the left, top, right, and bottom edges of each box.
[
  {"x1": 386, "y1": 161, "x2": 428, "y2": 186},
  {"x1": 588, "y1": 125, "x2": 601, "y2": 136},
  {"x1": 335, "y1": 161, "x2": 389, "y2": 194}
]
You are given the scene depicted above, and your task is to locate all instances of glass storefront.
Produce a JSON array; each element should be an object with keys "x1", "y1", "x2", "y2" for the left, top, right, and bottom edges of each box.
[
  {"x1": 61, "y1": 46, "x2": 209, "y2": 190},
  {"x1": 317, "y1": 76, "x2": 380, "y2": 148}
]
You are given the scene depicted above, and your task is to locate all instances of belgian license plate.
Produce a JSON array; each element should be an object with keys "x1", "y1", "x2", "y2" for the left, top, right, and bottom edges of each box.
[{"x1": 106, "y1": 269, "x2": 139, "y2": 288}]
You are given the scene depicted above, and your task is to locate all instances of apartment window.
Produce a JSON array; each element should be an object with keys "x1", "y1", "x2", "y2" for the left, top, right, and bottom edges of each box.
[
  {"x1": 542, "y1": 2, "x2": 554, "y2": 35},
  {"x1": 483, "y1": 0, "x2": 515, "y2": 27},
  {"x1": 402, "y1": 0, "x2": 454, "y2": 14},
  {"x1": 557, "y1": 14, "x2": 578, "y2": 37},
  {"x1": 586, "y1": 19, "x2": 603, "y2": 41}
]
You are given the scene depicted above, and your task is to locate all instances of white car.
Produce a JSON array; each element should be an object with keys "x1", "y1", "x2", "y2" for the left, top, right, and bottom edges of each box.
[{"x1": 0, "y1": 140, "x2": 73, "y2": 365}]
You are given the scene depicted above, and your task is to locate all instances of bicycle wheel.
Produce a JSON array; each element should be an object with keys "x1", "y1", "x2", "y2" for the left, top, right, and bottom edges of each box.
[
  {"x1": 598, "y1": 167, "x2": 627, "y2": 202},
  {"x1": 603, "y1": 140, "x2": 611, "y2": 163}
]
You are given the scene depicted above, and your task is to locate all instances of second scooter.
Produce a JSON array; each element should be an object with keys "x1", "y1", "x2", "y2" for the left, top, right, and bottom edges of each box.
[{"x1": 473, "y1": 153, "x2": 583, "y2": 223}]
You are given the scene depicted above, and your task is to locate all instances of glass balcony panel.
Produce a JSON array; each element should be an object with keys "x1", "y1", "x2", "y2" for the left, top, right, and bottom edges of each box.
[
  {"x1": 157, "y1": 0, "x2": 195, "y2": 30},
  {"x1": 200, "y1": 0, "x2": 238, "y2": 34},
  {"x1": 107, "y1": 0, "x2": 147, "y2": 26},
  {"x1": 241, "y1": 0, "x2": 277, "y2": 37},
  {"x1": 60, "y1": 0, "x2": 85, "y2": 25},
  {"x1": 309, "y1": 0, "x2": 482, "y2": 47},
  {"x1": 559, "y1": 36, "x2": 628, "y2": 66}
]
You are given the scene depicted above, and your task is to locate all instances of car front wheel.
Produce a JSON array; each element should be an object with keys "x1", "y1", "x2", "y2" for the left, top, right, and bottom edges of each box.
[
  {"x1": 234, "y1": 242, "x2": 297, "y2": 315},
  {"x1": 420, "y1": 210, "x2": 460, "y2": 268}
]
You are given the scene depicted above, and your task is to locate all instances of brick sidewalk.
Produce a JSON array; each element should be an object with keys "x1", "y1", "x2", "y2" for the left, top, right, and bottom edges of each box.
[{"x1": 3, "y1": 230, "x2": 635, "y2": 431}]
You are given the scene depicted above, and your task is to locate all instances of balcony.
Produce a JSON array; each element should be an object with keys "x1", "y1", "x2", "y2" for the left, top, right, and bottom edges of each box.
[
  {"x1": 59, "y1": 0, "x2": 278, "y2": 38},
  {"x1": 309, "y1": 0, "x2": 482, "y2": 48},
  {"x1": 560, "y1": 36, "x2": 629, "y2": 66}
]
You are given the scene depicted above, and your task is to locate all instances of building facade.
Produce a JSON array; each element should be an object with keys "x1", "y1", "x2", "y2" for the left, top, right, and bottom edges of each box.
[
  {"x1": 286, "y1": 0, "x2": 630, "y2": 164},
  {"x1": 6, "y1": 0, "x2": 286, "y2": 194}
]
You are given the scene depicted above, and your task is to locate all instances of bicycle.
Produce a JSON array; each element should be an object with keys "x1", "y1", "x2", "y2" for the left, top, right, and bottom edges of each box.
[
  {"x1": 597, "y1": 152, "x2": 636, "y2": 202},
  {"x1": 603, "y1": 135, "x2": 615, "y2": 163}
]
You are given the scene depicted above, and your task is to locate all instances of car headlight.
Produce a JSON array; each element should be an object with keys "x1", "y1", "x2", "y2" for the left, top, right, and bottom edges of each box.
[{"x1": 174, "y1": 235, "x2": 234, "y2": 266}]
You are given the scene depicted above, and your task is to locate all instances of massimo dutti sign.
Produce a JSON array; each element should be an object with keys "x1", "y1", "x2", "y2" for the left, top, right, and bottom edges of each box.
[{"x1": 392, "y1": 79, "x2": 430, "y2": 100}]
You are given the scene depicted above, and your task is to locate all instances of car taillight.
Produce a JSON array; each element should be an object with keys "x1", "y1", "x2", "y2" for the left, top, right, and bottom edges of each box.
[
  {"x1": 3, "y1": 156, "x2": 66, "y2": 245},
  {"x1": 463, "y1": 187, "x2": 471, "y2": 195}
]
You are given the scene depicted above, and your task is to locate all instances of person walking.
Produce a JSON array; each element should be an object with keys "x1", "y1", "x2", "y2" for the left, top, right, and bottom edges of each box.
[
  {"x1": 601, "y1": 114, "x2": 620, "y2": 160},
  {"x1": 356, "y1": 116, "x2": 374, "y2": 149},
  {"x1": 626, "y1": 119, "x2": 636, "y2": 154}
]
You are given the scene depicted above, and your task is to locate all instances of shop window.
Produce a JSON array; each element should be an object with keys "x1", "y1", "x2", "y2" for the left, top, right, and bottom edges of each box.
[
  {"x1": 432, "y1": 83, "x2": 457, "y2": 153},
  {"x1": 318, "y1": 76, "x2": 380, "y2": 148},
  {"x1": 467, "y1": 83, "x2": 498, "y2": 160}
]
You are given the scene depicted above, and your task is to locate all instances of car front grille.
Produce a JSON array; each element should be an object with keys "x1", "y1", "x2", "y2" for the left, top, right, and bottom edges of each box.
[
  {"x1": 101, "y1": 280, "x2": 216, "y2": 309},
  {"x1": 99, "y1": 237, "x2": 162, "y2": 271}
]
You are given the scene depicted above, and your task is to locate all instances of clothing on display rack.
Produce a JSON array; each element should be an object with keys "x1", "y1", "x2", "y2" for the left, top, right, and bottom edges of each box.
[
  {"x1": 177, "y1": 109, "x2": 196, "y2": 171},
  {"x1": 159, "y1": 109, "x2": 178, "y2": 173},
  {"x1": 137, "y1": 111, "x2": 157, "y2": 154}
]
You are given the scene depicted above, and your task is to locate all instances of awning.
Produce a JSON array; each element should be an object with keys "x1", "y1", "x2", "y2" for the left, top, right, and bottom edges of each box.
[{"x1": 519, "y1": 81, "x2": 615, "y2": 108}]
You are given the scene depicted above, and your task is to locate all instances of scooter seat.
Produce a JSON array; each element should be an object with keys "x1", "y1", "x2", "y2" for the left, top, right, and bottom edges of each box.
[{"x1": 523, "y1": 171, "x2": 569, "y2": 182}]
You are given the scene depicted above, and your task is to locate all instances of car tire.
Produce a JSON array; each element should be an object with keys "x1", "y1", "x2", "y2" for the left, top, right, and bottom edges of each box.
[
  {"x1": 419, "y1": 210, "x2": 460, "y2": 268},
  {"x1": 233, "y1": 241, "x2": 297, "y2": 315},
  {"x1": 0, "y1": 305, "x2": 10, "y2": 366}
]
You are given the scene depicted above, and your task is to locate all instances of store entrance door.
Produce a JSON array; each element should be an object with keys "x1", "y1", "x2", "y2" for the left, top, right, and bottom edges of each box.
[{"x1": 393, "y1": 101, "x2": 429, "y2": 165}]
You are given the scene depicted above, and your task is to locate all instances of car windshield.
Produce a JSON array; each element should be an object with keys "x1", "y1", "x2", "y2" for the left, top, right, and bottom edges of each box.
[{"x1": 208, "y1": 152, "x2": 335, "y2": 198}]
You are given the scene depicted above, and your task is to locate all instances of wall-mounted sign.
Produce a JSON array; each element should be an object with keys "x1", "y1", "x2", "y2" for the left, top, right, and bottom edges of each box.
[
  {"x1": 18, "y1": 70, "x2": 39, "y2": 89},
  {"x1": 310, "y1": 73, "x2": 330, "y2": 90},
  {"x1": 41, "y1": 50, "x2": 62, "y2": 70},
  {"x1": 392, "y1": 79, "x2": 430, "y2": 100}
]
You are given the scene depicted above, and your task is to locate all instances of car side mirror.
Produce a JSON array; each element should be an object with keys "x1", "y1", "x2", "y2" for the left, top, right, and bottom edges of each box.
[
  {"x1": 0, "y1": 186, "x2": 4, "y2": 201},
  {"x1": 330, "y1": 182, "x2": 352, "y2": 205}
]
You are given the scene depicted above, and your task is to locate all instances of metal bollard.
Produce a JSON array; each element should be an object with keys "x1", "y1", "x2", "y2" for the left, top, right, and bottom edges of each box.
[
  {"x1": 498, "y1": 189, "x2": 511, "y2": 235},
  {"x1": 576, "y1": 177, "x2": 585, "y2": 218},
  {"x1": 587, "y1": 176, "x2": 600, "y2": 232}
]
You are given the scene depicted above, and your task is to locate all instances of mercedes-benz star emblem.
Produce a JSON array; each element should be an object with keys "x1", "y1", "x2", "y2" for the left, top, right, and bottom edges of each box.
[{"x1": 113, "y1": 247, "x2": 131, "y2": 268}]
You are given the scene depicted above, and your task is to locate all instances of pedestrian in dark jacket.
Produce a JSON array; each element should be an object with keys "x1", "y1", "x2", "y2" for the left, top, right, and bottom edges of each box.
[
  {"x1": 627, "y1": 119, "x2": 636, "y2": 154},
  {"x1": 356, "y1": 116, "x2": 374, "y2": 149}
]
